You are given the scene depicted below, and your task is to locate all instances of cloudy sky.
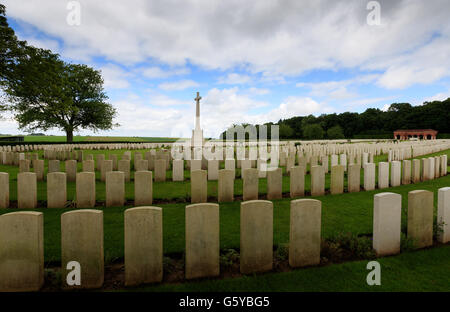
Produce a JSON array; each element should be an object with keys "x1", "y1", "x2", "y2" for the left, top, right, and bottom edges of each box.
[{"x1": 2, "y1": 0, "x2": 450, "y2": 138}]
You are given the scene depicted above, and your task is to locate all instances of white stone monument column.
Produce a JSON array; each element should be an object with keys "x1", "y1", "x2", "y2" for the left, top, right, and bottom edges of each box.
[{"x1": 191, "y1": 92, "x2": 204, "y2": 148}]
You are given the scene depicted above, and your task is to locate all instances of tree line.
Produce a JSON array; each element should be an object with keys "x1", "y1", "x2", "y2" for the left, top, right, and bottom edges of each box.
[
  {"x1": 0, "y1": 4, "x2": 117, "y2": 142},
  {"x1": 221, "y1": 100, "x2": 450, "y2": 140}
]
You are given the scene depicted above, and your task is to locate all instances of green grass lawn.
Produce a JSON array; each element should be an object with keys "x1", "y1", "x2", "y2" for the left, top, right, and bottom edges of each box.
[
  {"x1": 5, "y1": 135, "x2": 181, "y2": 143},
  {"x1": 140, "y1": 137, "x2": 181, "y2": 143},
  {"x1": 23, "y1": 135, "x2": 86, "y2": 142},
  {"x1": 126, "y1": 244, "x2": 450, "y2": 292},
  {"x1": 83, "y1": 136, "x2": 180, "y2": 142}
]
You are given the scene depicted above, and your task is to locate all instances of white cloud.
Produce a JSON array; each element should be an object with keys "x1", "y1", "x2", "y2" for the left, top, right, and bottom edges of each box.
[
  {"x1": 100, "y1": 64, "x2": 130, "y2": 89},
  {"x1": 380, "y1": 68, "x2": 447, "y2": 90},
  {"x1": 381, "y1": 104, "x2": 391, "y2": 112},
  {"x1": 113, "y1": 99, "x2": 189, "y2": 136},
  {"x1": 141, "y1": 66, "x2": 190, "y2": 79},
  {"x1": 296, "y1": 75, "x2": 379, "y2": 99},
  {"x1": 420, "y1": 90, "x2": 450, "y2": 104},
  {"x1": 344, "y1": 96, "x2": 399, "y2": 110},
  {"x1": 328, "y1": 87, "x2": 356, "y2": 100},
  {"x1": 375, "y1": 36, "x2": 450, "y2": 89},
  {"x1": 200, "y1": 87, "x2": 268, "y2": 136},
  {"x1": 200, "y1": 89, "x2": 329, "y2": 137},
  {"x1": 158, "y1": 79, "x2": 199, "y2": 91},
  {"x1": 265, "y1": 97, "x2": 330, "y2": 121},
  {"x1": 247, "y1": 87, "x2": 270, "y2": 95},
  {"x1": 203, "y1": 87, "x2": 267, "y2": 110},
  {"x1": 105, "y1": 88, "x2": 272, "y2": 138},
  {"x1": 218, "y1": 73, "x2": 251, "y2": 85},
  {"x1": 21, "y1": 37, "x2": 61, "y2": 53},
  {"x1": 148, "y1": 94, "x2": 191, "y2": 107},
  {"x1": 5, "y1": 0, "x2": 450, "y2": 88},
  {"x1": 0, "y1": 111, "x2": 21, "y2": 135},
  {"x1": 260, "y1": 72, "x2": 286, "y2": 84}
]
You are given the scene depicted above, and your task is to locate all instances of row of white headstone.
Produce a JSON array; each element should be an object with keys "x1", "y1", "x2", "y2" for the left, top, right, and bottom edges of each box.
[
  {"x1": 0, "y1": 154, "x2": 446, "y2": 209},
  {"x1": 1, "y1": 188, "x2": 449, "y2": 291},
  {"x1": 1, "y1": 138, "x2": 448, "y2": 157}
]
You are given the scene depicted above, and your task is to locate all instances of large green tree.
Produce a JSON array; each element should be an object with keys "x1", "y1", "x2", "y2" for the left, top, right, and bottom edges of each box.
[
  {"x1": 4, "y1": 49, "x2": 117, "y2": 141},
  {"x1": 326, "y1": 125, "x2": 345, "y2": 139},
  {"x1": 279, "y1": 123, "x2": 294, "y2": 139},
  {"x1": 0, "y1": 4, "x2": 24, "y2": 112},
  {"x1": 0, "y1": 4, "x2": 117, "y2": 142},
  {"x1": 0, "y1": 4, "x2": 17, "y2": 77},
  {"x1": 303, "y1": 123, "x2": 324, "y2": 140}
]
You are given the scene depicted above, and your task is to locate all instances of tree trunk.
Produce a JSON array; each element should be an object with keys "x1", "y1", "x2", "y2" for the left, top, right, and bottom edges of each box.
[{"x1": 66, "y1": 129, "x2": 73, "y2": 142}]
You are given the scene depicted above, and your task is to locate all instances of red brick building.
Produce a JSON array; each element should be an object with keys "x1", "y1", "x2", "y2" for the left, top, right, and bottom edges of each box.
[{"x1": 393, "y1": 129, "x2": 438, "y2": 140}]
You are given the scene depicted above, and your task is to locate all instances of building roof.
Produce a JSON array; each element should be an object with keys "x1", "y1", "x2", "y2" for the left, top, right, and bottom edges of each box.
[{"x1": 393, "y1": 129, "x2": 438, "y2": 132}]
